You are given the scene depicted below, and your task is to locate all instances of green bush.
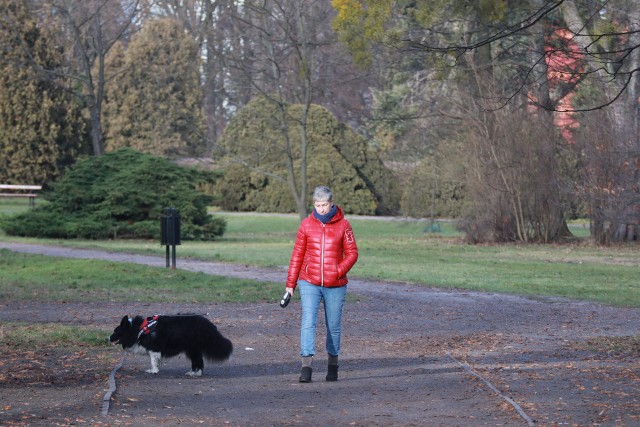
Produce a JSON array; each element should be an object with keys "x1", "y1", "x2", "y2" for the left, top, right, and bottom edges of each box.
[
  {"x1": 0, "y1": 148, "x2": 225, "y2": 240},
  {"x1": 215, "y1": 97, "x2": 400, "y2": 215}
]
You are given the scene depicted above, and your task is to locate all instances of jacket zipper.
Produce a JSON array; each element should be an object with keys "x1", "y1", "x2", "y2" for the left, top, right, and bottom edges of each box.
[{"x1": 320, "y1": 223, "x2": 326, "y2": 286}]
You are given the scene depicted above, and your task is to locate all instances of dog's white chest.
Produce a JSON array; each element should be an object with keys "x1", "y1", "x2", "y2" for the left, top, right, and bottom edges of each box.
[{"x1": 127, "y1": 343, "x2": 149, "y2": 356}]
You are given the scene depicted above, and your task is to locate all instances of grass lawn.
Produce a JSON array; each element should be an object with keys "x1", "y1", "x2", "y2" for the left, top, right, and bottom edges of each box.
[
  {"x1": 1, "y1": 321, "x2": 110, "y2": 348},
  {"x1": 0, "y1": 249, "x2": 283, "y2": 303},
  {"x1": 1, "y1": 200, "x2": 638, "y2": 307}
]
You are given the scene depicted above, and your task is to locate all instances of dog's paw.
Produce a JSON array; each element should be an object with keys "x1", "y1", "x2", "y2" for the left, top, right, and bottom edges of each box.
[
  {"x1": 185, "y1": 369, "x2": 202, "y2": 377},
  {"x1": 145, "y1": 368, "x2": 159, "y2": 374}
]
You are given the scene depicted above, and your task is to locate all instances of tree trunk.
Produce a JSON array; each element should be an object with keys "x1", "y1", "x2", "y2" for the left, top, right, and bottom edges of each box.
[
  {"x1": 89, "y1": 102, "x2": 103, "y2": 156},
  {"x1": 293, "y1": 0, "x2": 312, "y2": 220}
]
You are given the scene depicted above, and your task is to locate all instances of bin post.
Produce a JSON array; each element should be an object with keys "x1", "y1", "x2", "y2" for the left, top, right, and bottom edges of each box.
[{"x1": 160, "y1": 207, "x2": 181, "y2": 269}]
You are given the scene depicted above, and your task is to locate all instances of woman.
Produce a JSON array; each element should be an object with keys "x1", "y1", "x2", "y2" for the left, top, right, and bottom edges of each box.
[{"x1": 285, "y1": 186, "x2": 359, "y2": 382}]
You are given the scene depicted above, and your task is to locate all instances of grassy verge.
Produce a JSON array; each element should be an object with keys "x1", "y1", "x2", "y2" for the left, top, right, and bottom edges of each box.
[
  {"x1": 0, "y1": 198, "x2": 44, "y2": 216},
  {"x1": 0, "y1": 322, "x2": 111, "y2": 348},
  {"x1": 0, "y1": 322, "x2": 121, "y2": 388},
  {"x1": 0, "y1": 250, "x2": 282, "y2": 303},
  {"x1": 1, "y1": 204, "x2": 638, "y2": 307}
]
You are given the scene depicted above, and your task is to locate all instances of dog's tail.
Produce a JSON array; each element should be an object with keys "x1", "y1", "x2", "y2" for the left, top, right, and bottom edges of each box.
[
  {"x1": 205, "y1": 335, "x2": 233, "y2": 362},
  {"x1": 202, "y1": 324, "x2": 233, "y2": 362}
]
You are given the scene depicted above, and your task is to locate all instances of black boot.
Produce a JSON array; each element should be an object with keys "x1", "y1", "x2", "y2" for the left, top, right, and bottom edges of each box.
[
  {"x1": 326, "y1": 364, "x2": 338, "y2": 381},
  {"x1": 299, "y1": 366, "x2": 312, "y2": 383}
]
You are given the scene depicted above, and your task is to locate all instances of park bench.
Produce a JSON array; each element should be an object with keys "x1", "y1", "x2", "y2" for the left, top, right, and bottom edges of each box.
[{"x1": 0, "y1": 184, "x2": 42, "y2": 207}]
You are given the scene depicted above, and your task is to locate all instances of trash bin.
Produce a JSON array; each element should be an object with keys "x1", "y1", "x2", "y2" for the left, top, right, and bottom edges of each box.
[{"x1": 161, "y1": 208, "x2": 181, "y2": 246}]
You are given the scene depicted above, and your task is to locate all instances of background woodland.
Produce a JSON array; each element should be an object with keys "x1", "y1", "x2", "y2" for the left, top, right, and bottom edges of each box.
[{"x1": 1, "y1": 0, "x2": 638, "y2": 244}]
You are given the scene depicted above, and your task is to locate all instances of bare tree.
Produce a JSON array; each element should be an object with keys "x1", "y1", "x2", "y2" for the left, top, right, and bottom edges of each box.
[
  {"x1": 216, "y1": 0, "x2": 334, "y2": 219},
  {"x1": 143, "y1": 0, "x2": 376, "y2": 162},
  {"x1": 399, "y1": 1, "x2": 639, "y2": 128},
  {"x1": 334, "y1": 0, "x2": 639, "y2": 242},
  {"x1": 31, "y1": 0, "x2": 141, "y2": 156}
]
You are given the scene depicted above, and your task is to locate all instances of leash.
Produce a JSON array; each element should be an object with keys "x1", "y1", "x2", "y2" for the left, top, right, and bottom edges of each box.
[{"x1": 232, "y1": 302, "x2": 279, "y2": 312}]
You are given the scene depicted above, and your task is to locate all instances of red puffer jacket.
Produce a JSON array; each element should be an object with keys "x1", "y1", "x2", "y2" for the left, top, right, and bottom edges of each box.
[{"x1": 286, "y1": 206, "x2": 358, "y2": 289}]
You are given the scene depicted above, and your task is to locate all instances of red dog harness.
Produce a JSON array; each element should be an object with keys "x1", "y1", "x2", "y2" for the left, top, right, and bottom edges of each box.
[{"x1": 137, "y1": 315, "x2": 160, "y2": 340}]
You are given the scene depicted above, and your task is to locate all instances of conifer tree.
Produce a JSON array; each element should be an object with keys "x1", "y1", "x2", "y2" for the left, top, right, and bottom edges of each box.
[
  {"x1": 0, "y1": 0, "x2": 87, "y2": 185},
  {"x1": 102, "y1": 18, "x2": 206, "y2": 157}
]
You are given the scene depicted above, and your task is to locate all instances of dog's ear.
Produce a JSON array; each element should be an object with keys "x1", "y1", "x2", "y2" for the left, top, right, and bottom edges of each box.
[{"x1": 120, "y1": 315, "x2": 130, "y2": 327}]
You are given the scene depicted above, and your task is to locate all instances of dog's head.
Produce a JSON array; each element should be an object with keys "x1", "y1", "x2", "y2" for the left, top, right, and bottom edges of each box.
[{"x1": 109, "y1": 315, "x2": 137, "y2": 349}]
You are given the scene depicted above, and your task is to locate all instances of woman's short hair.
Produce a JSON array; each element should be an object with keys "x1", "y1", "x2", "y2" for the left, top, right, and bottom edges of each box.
[{"x1": 312, "y1": 186, "x2": 333, "y2": 202}]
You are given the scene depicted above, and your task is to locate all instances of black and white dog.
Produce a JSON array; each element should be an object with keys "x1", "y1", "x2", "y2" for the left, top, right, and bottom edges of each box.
[{"x1": 109, "y1": 314, "x2": 233, "y2": 377}]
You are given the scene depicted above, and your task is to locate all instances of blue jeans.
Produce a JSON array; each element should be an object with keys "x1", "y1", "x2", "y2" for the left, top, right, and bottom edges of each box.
[{"x1": 298, "y1": 280, "x2": 347, "y2": 357}]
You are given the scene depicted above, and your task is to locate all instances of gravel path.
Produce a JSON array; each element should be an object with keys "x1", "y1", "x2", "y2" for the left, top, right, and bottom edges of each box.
[{"x1": 1, "y1": 242, "x2": 639, "y2": 426}]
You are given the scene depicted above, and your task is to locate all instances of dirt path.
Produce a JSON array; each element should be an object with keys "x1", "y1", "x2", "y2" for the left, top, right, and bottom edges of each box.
[{"x1": 1, "y1": 242, "x2": 639, "y2": 426}]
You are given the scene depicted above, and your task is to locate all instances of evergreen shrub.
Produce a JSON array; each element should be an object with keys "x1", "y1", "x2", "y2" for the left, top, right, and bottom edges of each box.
[
  {"x1": 0, "y1": 149, "x2": 225, "y2": 240},
  {"x1": 215, "y1": 97, "x2": 400, "y2": 215}
]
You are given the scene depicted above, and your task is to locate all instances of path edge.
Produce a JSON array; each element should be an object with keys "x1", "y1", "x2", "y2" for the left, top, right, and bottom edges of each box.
[
  {"x1": 447, "y1": 352, "x2": 535, "y2": 426},
  {"x1": 101, "y1": 357, "x2": 124, "y2": 416}
]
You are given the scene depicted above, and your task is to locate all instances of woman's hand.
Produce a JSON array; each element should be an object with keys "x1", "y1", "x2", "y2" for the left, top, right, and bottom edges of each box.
[{"x1": 286, "y1": 287, "x2": 294, "y2": 295}]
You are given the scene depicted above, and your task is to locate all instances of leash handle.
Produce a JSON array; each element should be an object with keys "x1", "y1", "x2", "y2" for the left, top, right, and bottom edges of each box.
[{"x1": 280, "y1": 291, "x2": 291, "y2": 308}]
